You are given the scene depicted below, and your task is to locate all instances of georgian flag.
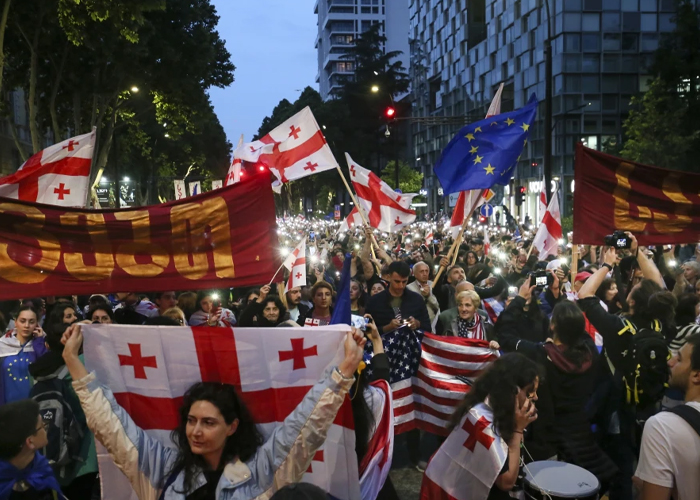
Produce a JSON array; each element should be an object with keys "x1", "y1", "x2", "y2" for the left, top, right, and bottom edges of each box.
[
  {"x1": 225, "y1": 135, "x2": 245, "y2": 186},
  {"x1": 420, "y1": 403, "x2": 508, "y2": 500},
  {"x1": 82, "y1": 324, "x2": 360, "y2": 500},
  {"x1": 532, "y1": 189, "x2": 562, "y2": 259},
  {"x1": 285, "y1": 239, "x2": 307, "y2": 293},
  {"x1": 337, "y1": 207, "x2": 364, "y2": 235},
  {"x1": 234, "y1": 107, "x2": 338, "y2": 184},
  {"x1": 539, "y1": 177, "x2": 548, "y2": 224},
  {"x1": 346, "y1": 154, "x2": 417, "y2": 233},
  {"x1": 0, "y1": 130, "x2": 95, "y2": 206}
]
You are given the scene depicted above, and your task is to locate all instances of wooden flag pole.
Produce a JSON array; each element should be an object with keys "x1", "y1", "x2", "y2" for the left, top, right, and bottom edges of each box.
[
  {"x1": 570, "y1": 243, "x2": 579, "y2": 286},
  {"x1": 335, "y1": 165, "x2": 382, "y2": 252},
  {"x1": 434, "y1": 215, "x2": 470, "y2": 284}
]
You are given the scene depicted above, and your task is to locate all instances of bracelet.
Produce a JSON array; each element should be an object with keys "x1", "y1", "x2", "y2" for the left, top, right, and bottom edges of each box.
[{"x1": 602, "y1": 263, "x2": 613, "y2": 271}]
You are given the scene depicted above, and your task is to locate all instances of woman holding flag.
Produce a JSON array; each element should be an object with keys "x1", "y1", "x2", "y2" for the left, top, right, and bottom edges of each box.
[{"x1": 59, "y1": 324, "x2": 367, "y2": 500}]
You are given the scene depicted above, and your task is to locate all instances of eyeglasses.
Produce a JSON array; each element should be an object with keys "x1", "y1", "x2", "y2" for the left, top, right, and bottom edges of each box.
[{"x1": 34, "y1": 421, "x2": 49, "y2": 434}]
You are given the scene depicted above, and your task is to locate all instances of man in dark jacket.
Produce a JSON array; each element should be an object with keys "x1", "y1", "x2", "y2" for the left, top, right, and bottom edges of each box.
[{"x1": 365, "y1": 261, "x2": 431, "y2": 333}]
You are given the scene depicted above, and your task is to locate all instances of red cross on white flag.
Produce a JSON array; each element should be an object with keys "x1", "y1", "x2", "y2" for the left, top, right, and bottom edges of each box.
[
  {"x1": 81, "y1": 324, "x2": 360, "y2": 500},
  {"x1": 420, "y1": 402, "x2": 507, "y2": 500},
  {"x1": 233, "y1": 107, "x2": 339, "y2": 184},
  {"x1": 0, "y1": 130, "x2": 95, "y2": 207},
  {"x1": 345, "y1": 154, "x2": 417, "y2": 233},
  {"x1": 225, "y1": 134, "x2": 245, "y2": 186},
  {"x1": 285, "y1": 239, "x2": 307, "y2": 293}
]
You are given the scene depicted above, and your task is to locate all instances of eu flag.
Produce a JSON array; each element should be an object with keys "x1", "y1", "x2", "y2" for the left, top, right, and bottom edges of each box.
[{"x1": 434, "y1": 94, "x2": 539, "y2": 194}]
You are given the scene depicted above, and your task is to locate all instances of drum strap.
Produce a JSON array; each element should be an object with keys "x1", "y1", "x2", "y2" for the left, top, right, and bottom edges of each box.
[{"x1": 669, "y1": 405, "x2": 700, "y2": 437}]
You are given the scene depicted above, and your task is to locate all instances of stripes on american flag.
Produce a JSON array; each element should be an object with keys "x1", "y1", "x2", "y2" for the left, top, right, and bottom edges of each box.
[{"x1": 366, "y1": 329, "x2": 498, "y2": 436}]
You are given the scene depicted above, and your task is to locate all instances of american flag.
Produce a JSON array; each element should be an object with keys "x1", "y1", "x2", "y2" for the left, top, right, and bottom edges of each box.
[{"x1": 365, "y1": 329, "x2": 498, "y2": 436}]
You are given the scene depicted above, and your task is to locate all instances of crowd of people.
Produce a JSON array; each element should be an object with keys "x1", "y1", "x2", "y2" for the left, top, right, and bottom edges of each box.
[{"x1": 0, "y1": 211, "x2": 698, "y2": 500}]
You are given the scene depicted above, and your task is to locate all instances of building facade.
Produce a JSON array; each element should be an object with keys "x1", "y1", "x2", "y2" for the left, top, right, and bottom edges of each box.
[
  {"x1": 315, "y1": 0, "x2": 410, "y2": 100},
  {"x1": 409, "y1": 0, "x2": 678, "y2": 221}
]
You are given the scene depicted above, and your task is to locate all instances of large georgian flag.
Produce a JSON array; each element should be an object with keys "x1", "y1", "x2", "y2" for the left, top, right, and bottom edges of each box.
[
  {"x1": 419, "y1": 403, "x2": 508, "y2": 500},
  {"x1": 82, "y1": 324, "x2": 360, "y2": 500},
  {"x1": 234, "y1": 107, "x2": 338, "y2": 184},
  {"x1": 532, "y1": 189, "x2": 562, "y2": 259},
  {"x1": 346, "y1": 154, "x2": 417, "y2": 233},
  {"x1": 0, "y1": 130, "x2": 95, "y2": 206}
]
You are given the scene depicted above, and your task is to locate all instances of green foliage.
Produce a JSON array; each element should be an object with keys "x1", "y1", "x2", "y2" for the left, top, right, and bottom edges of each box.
[
  {"x1": 620, "y1": 78, "x2": 699, "y2": 169},
  {"x1": 3, "y1": 0, "x2": 234, "y2": 203},
  {"x1": 561, "y1": 215, "x2": 573, "y2": 239},
  {"x1": 619, "y1": 0, "x2": 700, "y2": 170},
  {"x1": 380, "y1": 161, "x2": 423, "y2": 194}
]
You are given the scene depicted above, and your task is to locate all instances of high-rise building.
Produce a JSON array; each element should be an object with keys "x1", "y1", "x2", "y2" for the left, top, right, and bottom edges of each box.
[
  {"x1": 410, "y1": 0, "x2": 678, "y2": 220},
  {"x1": 315, "y1": 0, "x2": 410, "y2": 100}
]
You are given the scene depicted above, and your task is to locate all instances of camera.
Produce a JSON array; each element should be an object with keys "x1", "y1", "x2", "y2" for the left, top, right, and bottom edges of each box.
[
  {"x1": 507, "y1": 286, "x2": 518, "y2": 298},
  {"x1": 604, "y1": 230, "x2": 631, "y2": 249},
  {"x1": 530, "y1": 270, "x2": 552, "y2": 290}
]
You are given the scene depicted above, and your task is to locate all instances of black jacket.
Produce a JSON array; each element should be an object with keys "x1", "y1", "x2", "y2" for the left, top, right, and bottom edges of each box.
[
  {"x1": 434, "y1": 274, "x2": 508, "y2": 311},
  {"x1": 364, "y1": 288, "x2": 432, "y2": 333},
  {"x1": 296, "y1": 306, "x2": 334, "y2": 327},
  {"x1": 494, "y1": 296, "x2": 550, "y2": 352}
]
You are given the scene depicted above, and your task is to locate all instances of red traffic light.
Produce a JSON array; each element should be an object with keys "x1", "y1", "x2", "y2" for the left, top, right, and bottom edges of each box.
[
  {"x1": 479, "y1": 215, "x2": 487, "y2": 224},
  {"x1": 385, "y1": 107, "x2": 396, "y2": 119},
  {"x1": 519, "y1": 186, "x2": 527, "y2": 194}
]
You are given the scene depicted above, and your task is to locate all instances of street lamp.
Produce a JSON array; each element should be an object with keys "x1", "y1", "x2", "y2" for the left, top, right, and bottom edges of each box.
[
  {"x1": 123, "y1": 176, "x2": 130, "y2": 182},
  {"x1": 130, "y1": 86, "x2": 139, "y2": 93},
  {"x1": 371, "y1": 85, "x2": 379, "y2": 93}
]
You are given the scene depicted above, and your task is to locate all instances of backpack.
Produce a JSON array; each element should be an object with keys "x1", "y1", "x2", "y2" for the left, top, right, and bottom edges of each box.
[
  {"x1": 614, "y1": 318, "x2": 670, "y2": 408},
  {"x1": 29, "y1": 366, "x2": 86, "y2": 472}
]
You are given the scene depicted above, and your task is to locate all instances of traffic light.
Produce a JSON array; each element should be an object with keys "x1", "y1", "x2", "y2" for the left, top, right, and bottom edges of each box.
[
  {"x1": 384, "y1": 106, "x2": 396, "y2": 121},
  {"x1": 515, "y1": 186, "x2": 526, "y2": 206},
  {"x1": 478, "y1": 215, "x2": 487, "y2": 225}
]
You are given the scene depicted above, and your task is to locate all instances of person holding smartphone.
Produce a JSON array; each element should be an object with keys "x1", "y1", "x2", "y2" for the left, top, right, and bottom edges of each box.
[{"x1": 0, "y1": 306, "x2": 47, "y2": 404}]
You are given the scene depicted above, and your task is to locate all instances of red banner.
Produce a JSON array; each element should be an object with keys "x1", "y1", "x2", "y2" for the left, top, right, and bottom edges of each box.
[
  {"x1": 574, "y1": 143, "x2": 700, "y2": 245},
  {"x1": 0, "y1": 173, "x2": 278, "y2": 300}
]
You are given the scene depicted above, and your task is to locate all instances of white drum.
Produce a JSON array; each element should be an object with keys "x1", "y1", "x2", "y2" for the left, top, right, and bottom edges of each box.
[{"x1": 523, "y1": 460, "x2": 600, "y2": 500}]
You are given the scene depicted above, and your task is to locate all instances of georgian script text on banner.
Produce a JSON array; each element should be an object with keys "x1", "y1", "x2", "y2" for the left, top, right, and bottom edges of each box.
[
  {"x1": 0, "y1": 173, "x2": 278, "y2": 300},
  {"x1": 573, "y1": 143, "x2": 700, "y2": 245}
]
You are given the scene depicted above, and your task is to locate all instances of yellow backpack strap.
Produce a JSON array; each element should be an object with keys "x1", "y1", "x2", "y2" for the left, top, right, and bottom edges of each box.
[
  {"x1": 618, "y1": 319, "x2": 636, "y2": 336},
  {"x1": 652, "y1": 319, "x2": 661, "y2": 332}
]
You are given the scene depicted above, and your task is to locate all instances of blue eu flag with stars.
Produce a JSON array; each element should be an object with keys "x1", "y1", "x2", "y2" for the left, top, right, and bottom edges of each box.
[{"x1": 434, "y1": 94, "x2": 539, "y2": 194}]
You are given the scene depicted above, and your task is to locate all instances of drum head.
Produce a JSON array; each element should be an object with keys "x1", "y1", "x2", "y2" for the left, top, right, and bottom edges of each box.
[{"x1": 524, "y1": 461, "x2": 600, "y2": 498}]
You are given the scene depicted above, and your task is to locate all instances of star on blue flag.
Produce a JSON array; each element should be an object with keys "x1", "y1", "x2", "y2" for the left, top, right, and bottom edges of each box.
[{"x1": 434, "y1": 94, "x2": 539, "y2": 194}]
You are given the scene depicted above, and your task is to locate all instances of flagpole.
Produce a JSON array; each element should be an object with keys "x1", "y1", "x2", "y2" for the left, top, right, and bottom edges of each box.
[
  {"x1": 268, "y1": 262, "x2": 286, "y2": 285},
  {"x1": 434, "y1": 190, "x2": 484, "y2": 284},
  {"x1": 334, "y1": 165, "x2": 382, "y2": 252},
  {"x1": 84, "y1": 126, "x2": 98, "y2": 209}
]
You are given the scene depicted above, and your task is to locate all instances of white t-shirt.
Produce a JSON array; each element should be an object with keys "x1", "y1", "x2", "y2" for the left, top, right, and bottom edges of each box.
[{"x1": 634, "y1": 401, "x2": 700, "y2": 500}]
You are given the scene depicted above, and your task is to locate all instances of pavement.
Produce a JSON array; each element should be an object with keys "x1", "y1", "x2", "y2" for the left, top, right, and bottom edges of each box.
[{"x1": 389, "y1": 468, "x2": 423, "y2": 500}]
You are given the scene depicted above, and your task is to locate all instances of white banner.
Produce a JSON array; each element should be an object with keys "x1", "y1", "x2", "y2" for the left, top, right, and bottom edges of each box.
[
  {"x1": 211, "y1": 179, "x2": 223, "y2": 190},
  {"x1": 173, "y1": 180, "x2": 186, "y2": 200},
  {"x1": 188, "y1": 181, "x2": 201, "y2": 197}
]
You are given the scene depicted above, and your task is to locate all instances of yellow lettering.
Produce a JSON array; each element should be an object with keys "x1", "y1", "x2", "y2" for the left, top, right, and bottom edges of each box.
[
  {"x1": 613, "y1": 162, "x2": 650, "y2": 232},
  {"x1": 170, "y1": 197, "x2": 235, "y2": 280},
  {"x1": 59, "y1": 213, "x2": 114, "y2": 280},
  {"x1": 0, "y1": 203, "x2": 60, "y2": 284},
  {"x1": 652, "y1": 173, "x2": 692, "y2": 233},
  {"x1": 113, "y1": 210, "x2": 169, "y2": 277}
]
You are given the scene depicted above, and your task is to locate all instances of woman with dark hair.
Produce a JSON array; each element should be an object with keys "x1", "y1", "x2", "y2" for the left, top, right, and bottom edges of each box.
[
  {"x1": 189, "y1": 291, "x2": 236, "y2": 327},
  {"x1": 238, "y1": 286, "x2": 297, "y2": 327},
  {"x1": 505, "y1": 301, "x2": 617, "y2": 487},
  {"x1": 463, "y1": 251, "x2": 478, "y2": 273},
  {"x1": 46, "y1": 301, "x2": 78, "y2": 329},
  {"x1": 350, "y1": 279, "x2": 366, "y2": 316},
  {"x1": 88, "y1": 304, "x2": 115, "y2": 324},
  {"x1": 60, "y1": 324, "x2": 366, "y2": 499},
  {"x1": 595, "y1": 277, "x2": 624, "y2": 314},
  {"x1": 0, "y1": 306, "x2": 47, "y2": 404},
  {"x1": 422, "y1": 354, "x2": 541, "y2": 499}
]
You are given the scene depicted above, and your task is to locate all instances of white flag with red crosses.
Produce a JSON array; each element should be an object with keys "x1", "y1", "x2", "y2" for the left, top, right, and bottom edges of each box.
[
  {"x1": 0, "y1": 130, "x2": 95, "y2": 207},
  {"x1": 420, "y1": 403, "x2": 508, "y2": 500},
  {"x1": 285, "y1": 239, "x2": 307, "y2": 293},
  {"x1": 234, "y1": 107, "x2": 338, "y2": 184},
  {"x1": 345, "y1": 154, "x2": 417, "y2": 233},
  {"x1": 82, "y1": 324, "x2": 360, "y2": 500}
]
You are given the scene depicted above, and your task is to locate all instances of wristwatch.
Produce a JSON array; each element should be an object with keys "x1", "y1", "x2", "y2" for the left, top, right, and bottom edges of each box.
[{"x1": 602, "y1": 263, "x2": 613, "y2": 271}]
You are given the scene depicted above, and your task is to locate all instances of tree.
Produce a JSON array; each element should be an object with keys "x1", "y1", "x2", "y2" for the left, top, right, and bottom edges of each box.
[
  {"x1": 619, "y1": 0, "x2": 700, "y2": 170},
  {"x1": 380, "y1": 161, "x2": 423, "y2": 195},
  {"x1": 3, "y1": 0, "x2": 234, "y2": 204},
  {"x1": 620, "y1": 78, "x2": 699, "y2": 169}
]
